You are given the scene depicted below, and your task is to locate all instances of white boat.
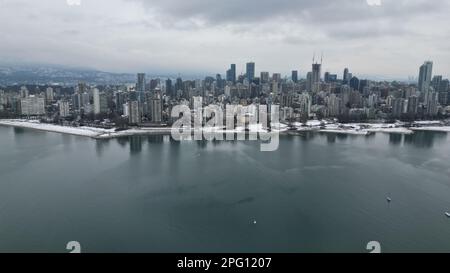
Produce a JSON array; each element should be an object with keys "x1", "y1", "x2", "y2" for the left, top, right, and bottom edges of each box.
[
  {"x1": 387, "y1": 197, "x2": 392, "y2": 203},
  {"x1": 445, "y1": 212, "x2": 450, "y2": 218}
]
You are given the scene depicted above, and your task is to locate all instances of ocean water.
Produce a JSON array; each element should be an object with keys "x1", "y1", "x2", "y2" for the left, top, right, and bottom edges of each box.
[{"x1": 0, "y1": 125, "x2": 450, "y2": 253}]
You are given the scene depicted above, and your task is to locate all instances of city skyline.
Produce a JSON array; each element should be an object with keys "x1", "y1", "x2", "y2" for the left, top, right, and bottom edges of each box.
[{"x1": 0, "y1": 0, "x2": 449, "y2": 78}]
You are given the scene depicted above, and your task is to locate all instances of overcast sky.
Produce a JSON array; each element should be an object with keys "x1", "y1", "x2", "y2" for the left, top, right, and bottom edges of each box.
[{"x1": 1, "y1": 0, "x2": 449, "y2": 79}]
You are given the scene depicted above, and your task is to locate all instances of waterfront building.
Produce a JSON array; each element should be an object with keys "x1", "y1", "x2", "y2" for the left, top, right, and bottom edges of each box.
[
  {"x1": 59, "y1": 101, "x2": 70, "y2": 118},
  {"x1": 128, "y1": 100, "x2": 141, "y2": 124},
  {"x1": 93, "y1": 88, "x2": 101, "y2": 115},
  {"x1": 20, "y1": 95, "x2": 45, "y2": 116},
  {"x1": 151, "y1": 93, "x2": 162, "y2": 123}
]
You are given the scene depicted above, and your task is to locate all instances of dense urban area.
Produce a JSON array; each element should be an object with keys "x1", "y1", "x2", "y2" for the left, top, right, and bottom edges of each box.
[{"x1": 0, "y1": 60, "x2": 449, "y2": 130}]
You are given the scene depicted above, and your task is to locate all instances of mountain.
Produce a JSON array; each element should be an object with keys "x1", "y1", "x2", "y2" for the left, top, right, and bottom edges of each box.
[{"x1": 0, "y1": 64, "x2": 135, "y2": 86}]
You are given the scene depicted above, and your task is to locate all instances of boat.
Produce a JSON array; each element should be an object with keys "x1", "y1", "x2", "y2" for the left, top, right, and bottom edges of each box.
[
  {"x1": 445, "y1": 212, "x2": 450, "y2": 218},
  {"x1": 387, "y1": 197, "x2": 392, "y2": 203}
]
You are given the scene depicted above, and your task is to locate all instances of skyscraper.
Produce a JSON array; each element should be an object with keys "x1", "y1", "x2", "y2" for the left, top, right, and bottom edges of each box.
[
  {"x1": 136, "y1": 73, "x2": 146, "y2": 102},
  {"x1": 136, "y1": 73, "x2": 146, "y2": 92},
  {"x1": 306, "y1": 72, "x2": 313, "y2": 92},
  {"x1": 418, "y1": 61, "x2": 433, "y2": 92},
  {"x1": 292, "y1": 70, "x2": 299, "y2": 83},
  {"x1": 59, "y1": 101, "x2": 70, "y2": 118},
  {"x1": 93, "y1": 88, "x2": 100, "y2": 115},
  {"x1": 165, "y1": 78, "x2": 173, "y2": 97},
  {"x1": 312, "y1": 61, "x2": 321, "y2": 93},
  {"x1": 45, "y1": 87, "x2": 54, "y2": 103},
  {"x1": 128, "y1": 100, "x2": 141, "y2": 124},
  {"x1": 272, "y1": 73, "x2": 281, "y2": 83},
  {"x1": 260, "y1": 72, "x2": 270, "y2": 84},
  {"x1": 151, "y1": 93, "x2": 162, "y2": 123},
  {"x1": 349, "y1": 77, "x2": 360, "y2": 91},
  {"x1": 246, "y1": 62, "x2": 255, "y2": 82},
  {"x1": 407, "y1": 95, "x2": 419, "y2": 116},
  {"x1": 226, "y1": 64, "x2": 236, "y2": 83},
  {"x1": 343, "y1": 68, "x2": 350, "y2": 84},
  {"x1": 432, "y1": 75, "x2": 443, "y2": 92},
  {"x1": 426, "y1": 91, "x2": 439, "y2": 116},
  {"x1": 392, "y1": 98, "x2": 406, "y2": 118},
  {"x1": 20, "y1": 96, "x2": 45, "y2": 116}
]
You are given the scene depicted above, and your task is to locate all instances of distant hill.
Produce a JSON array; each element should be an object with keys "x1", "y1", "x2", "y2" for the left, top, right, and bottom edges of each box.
[{"x1": 0, "y1": 64, "x2": 135, "y2": 86}]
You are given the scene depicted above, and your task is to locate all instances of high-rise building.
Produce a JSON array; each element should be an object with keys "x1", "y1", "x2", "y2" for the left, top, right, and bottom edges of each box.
[
  {"x1": 151, "y1": 93, "x2": 162, "y2": 123},
  {"x1": 45, "y1": 87, "x2": 54, "y2": 103},
  {"x1": 306, "y1": 72, "x2": 313, "y2": 92},
  {"x1": 136, "y1": 73, "x2": 146, "y2": 92},
  {"x1": 349, "y1": 77, "x2": 360, "y2": 91},
  {"x1": 298, "y1": 92, "x2": 311, "y2": 117},
  {"x1": 392, "y1": 98, "x2": 406, "y2": 118},
  {"x1": 292, "y1": 71, "x2": 299, "y2": 83},
  {"x1": 77, "y1": 82, "x2": 87, "y2": 94},
  {"x1": 59, "y1": 101, "x2": 70, "y2": 117},
  {"x1": 175, "y1": 77, "x2": 183, "y2": 95},
  {"x1": 343, "y1": 68, "x2": 350, "y2": 84},
  {"x1": 418, "y1": 61, "x2": 433, "y2": 92},
  {"x1": 226, "y1": 64, "x2": 236, "y2": 83},
  {"x1": 272, "y1": 73, "x2": 281, "y2": 83},
  {"x1": 246, "y1": 62, "x2": 255, "y2": 82},
  {"x1": 20, "y1": 95, "x2": 45, "y2": 116},
  {"x1": 20, "y1": 86, "x2": 29, "y2": 98},
  {"x1": 165, "y1": 78, "x2": 173, "y2": 97},
  {"x1": 438, "y1": 79, "x2": 449, "y2": 106},
  {"x1": 136, "y1": 73, "x2": 146, "y2": 103},
  {"x1": 312, "y1": 59, "x2": 322, "y2": 93},
  {"x1": 324, "y1": 72, "x2": 337, "y2": 83},
  {"x1": 99, "y1": 93, "x2": 108, "y2": 114},
  {"x1": 328, "y1": 93, "x2": 343, "y2": 117},
  {"x1": 426, "y1": 91, "x2": 439, "y2": 116},
  {"x1": 407, "y1": 95, "x2": 419, "y2": 115},
  {"x1": 432, "y1": 75, "x2": 443, "y2": 92},
  {"x1": 260, "y1": 72, "x2": 270, "y2": 84},
  {"x1": 93, "y1": 88, "x2": 101, "y2": 115},
  {"x1": 128, "y1": 100, "x2": 141, "y2": 124}
]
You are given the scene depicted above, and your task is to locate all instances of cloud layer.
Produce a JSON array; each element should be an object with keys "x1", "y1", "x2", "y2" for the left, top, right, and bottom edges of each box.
[{"x1": 0, "y1": 0, "x2": 449, "y2": 79}]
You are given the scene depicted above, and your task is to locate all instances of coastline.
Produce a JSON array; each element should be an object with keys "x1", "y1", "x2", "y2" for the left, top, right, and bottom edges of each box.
[{"x1": 1, "y1": 119, "x2": 450, "y2": 139}]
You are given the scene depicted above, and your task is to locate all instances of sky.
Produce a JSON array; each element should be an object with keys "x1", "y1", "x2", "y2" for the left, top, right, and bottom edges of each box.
[{"x1": 0, "y1": 0, "x2": 449, "y2": 79}]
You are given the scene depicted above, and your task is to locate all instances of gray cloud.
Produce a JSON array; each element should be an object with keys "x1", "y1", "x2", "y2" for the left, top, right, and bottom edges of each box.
[
  {"x1": 0, "y1": 0, "x2": 449, "y2": 78},
  {"x1": 132, "y1": 0, "x2": 446, "y2": 27}
]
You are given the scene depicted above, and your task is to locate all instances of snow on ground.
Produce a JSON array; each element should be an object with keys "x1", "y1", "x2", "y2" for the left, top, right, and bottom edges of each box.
[
  {"x1": 411, "y1": 127, "x2": 450, "y2": 133},
  {"x1": 319, "y1": 129, "x2": 371, "y2": 135},
  {"x1": 0, "y1": 119, "x2": 113, "y2": 137},
  {"x1": 367, "y1": 127, "x2": 414, "y2": 134},
  {"x1": 1, "y1": 119, "x2": 448, "y2": 139},
  {"x1": 413, "y1": 121, "x2": 443, "y2": 125}
]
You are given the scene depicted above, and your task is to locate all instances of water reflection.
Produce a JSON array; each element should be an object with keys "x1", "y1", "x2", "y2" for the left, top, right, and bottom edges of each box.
[
  {"x1": 389, "y1": 134, "x2": 403, "y2": 145},
  {"x1": 13, "y1": 127, "x2": 25, "y2": 135},
  {"x1": 109, "y1": 130, "x2": 449, "y2": 157},
  {"x1": 326, "y1": 134, "x2": 336, "y2": 143},
  {"x1": 117, "y1": 137, "x2": 128, "y2": 148},
  {"x1": 147, "y1": 135, "x2": 164, "y2": 144},
  {"x1": 129, "y1": 135, "x2": 143, "y2": 154},
  {"x1": 404, "y1": 131, "x2": 448, "y2": 148},
  {"x1": 95, "y1": 139, "x2": 110, "y2": 157}
]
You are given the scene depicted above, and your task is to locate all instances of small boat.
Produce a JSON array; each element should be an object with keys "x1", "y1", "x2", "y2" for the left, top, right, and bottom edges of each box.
[
  {"x1": 387, "y1": 197, "x2": 392, "y2": 203},
  {"x1": 445, "y1": 212, "x2": 450, "y2": 218}
]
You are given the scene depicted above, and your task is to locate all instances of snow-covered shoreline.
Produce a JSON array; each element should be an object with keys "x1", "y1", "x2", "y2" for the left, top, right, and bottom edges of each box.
[
  {"x1": 1, "y1": 119, "x2": 449, "y2": 139},
  {"x1": 0, "y1": 119, "x2": 114, "y2": 137}
]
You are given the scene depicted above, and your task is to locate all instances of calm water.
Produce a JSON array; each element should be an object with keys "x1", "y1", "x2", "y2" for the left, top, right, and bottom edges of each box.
[{"x1": 0, "y1": 126, "x2": 450, "y2": 253}]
